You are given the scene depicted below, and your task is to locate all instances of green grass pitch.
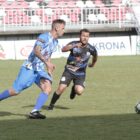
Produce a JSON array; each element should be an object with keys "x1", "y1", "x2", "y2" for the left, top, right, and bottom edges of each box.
[{"x1": 0, "y1": 55, "x2": 140, "y2": 140}]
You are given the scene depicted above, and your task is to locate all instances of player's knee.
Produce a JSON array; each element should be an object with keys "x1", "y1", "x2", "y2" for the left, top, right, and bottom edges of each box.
[
  {"x1": 56, "y1": 89, "x2": 63, "y2": 95},
  {"x1": 76, "y1": 91, "x2": 83, "y2": 96},
  {"x1": 75, "y1": 88, "x2": 84, "y2": 96},
  {"x1": 42, "y1": 87, "x2": 52, "y2": 95},
  {"x1": 56, "y1": 85, "x2": 67, "y2": 95}
]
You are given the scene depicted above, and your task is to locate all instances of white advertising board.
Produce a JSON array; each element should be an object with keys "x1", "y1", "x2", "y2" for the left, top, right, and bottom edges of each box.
[
  {"x1": 14, "y1": 40, "x2": 34, "y2": 60},
  {"x1": 89, "y1": 36, "x2": 131, "y2": 56},
  {"x1": 0, "y1": 36, "x2": 134, "y2": 60},
  {"x1": 14, "y1": 40, "x2": 68, "y2": 59},
  {"x1": 58, "y1": 36, "x2": 132, "y2": 56},
  {"x1": 131, "y1": 35, "x2": 140, "y2": 55},
  {"x1": 0, "y1": 41, "x2": 15, "y2": 60}
]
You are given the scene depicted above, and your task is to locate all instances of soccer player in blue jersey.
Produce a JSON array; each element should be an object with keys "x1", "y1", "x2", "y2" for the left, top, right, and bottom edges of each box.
[
  {"x1": 0, "y1": 19, "x2": 66, "y2": 119},
  {"x1": 47, "y1": 28, "x2": 98, "y2": 110}
]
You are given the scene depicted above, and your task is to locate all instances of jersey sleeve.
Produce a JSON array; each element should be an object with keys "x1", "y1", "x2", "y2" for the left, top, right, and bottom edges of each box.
[
  {"x1": 65, "y1": 41, "x2": 77, "y2": 51},
  {"x1": 53, "y1": 40, "x2": 59, "y2": 52},
  {"x1": 89, "y1": 45, "x2": 98, "y2": 57},
  {"x1": 66, "y1": 41, "x2": 75, "y2": 46},
  {"x1": 34, "y1": 34, "x2": 48, "y2": 49}
]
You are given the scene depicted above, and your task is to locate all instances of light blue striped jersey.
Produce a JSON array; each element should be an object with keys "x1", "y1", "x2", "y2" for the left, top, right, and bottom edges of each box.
[{"x1": 22, "y1": 32, "x2": 58, "y2": 71}]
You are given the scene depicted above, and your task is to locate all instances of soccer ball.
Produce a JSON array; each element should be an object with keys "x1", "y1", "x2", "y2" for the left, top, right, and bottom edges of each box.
[{"x1": 135, "y1": 102, "x2": 140, "y2": 114}]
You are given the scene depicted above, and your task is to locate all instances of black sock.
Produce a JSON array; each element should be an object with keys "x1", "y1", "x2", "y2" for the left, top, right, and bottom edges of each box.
[
  {"x1": 72, "y1": 85, "x2": 75, "y2": 93},
  {"x1": 50, "y1": 92, "x2": 60, "y2": 106}
]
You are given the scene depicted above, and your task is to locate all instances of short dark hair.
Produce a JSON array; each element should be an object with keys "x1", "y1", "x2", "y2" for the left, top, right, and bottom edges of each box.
[
  {"x1": 80, "y1": 28, "x2": 90, "y2": 35},
  {"x1": 52, "y1": 19, "x2": 66, "y2": 29}
]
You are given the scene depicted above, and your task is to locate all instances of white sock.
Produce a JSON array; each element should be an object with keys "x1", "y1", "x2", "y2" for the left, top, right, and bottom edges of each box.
[{"x1": 31, "y1": 109, "x2": 38, "y2": 113}]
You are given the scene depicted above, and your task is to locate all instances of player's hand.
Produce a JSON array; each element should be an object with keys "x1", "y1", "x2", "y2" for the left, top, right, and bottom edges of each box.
[
  {"x1": 75, "y1": 43, "x2": 82, "y2": 48},
  {"x1": 88, "y1": 63, "x2": 94, "y2": 68},
  {"x1": 45, "y1": 62, "x2": 55, "y2": 76}
]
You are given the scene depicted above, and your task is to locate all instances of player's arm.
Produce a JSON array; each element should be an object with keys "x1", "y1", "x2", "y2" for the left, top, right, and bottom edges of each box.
[
  {"x1": 33, "y1": 35, "x2": 50, "y2": 65},
  {"x1": 88, "y1": 49, "x2": 98, "y2": 68},
  {"x1": 62, "y1": 42, "x2": 82, "y2": 52},
  {"x1": 34, "y1": 45, "x2": 46, "y2": 63},
  {"x1": 34, "y1": 45, "x2": 55, "y2": 75}
]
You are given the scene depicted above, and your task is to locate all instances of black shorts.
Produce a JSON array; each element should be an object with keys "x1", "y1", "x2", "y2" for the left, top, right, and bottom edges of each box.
[{"x1": 59, "y1": 69, "x2": 85, "y2": 87}]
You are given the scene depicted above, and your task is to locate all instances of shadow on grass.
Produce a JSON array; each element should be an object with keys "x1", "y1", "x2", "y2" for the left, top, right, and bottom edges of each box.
[
  {"x1": 22, "y1": 104, "x2": 70, "y2": 110},
  {"x1": 0, "y1": 113, "x2": 140, "y2": 140},
  {"x1": 46, "y1": 105, "x2": 70, "y2": 110},
  {"x1": 0, "y1": 111, "x2": 26, "y2": 117}
]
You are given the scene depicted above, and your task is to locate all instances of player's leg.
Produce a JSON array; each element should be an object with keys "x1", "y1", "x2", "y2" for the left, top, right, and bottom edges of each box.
[
  {"x1": 70, "y1": 85, "x2": 76, "y2": 99},
  {"x1": 47, "y1": 83, "x2": 67, "y2": 110},
  {"x1": 70, "y1": 75, "x2": 85, "y2": 99},
  {"x1": 0, "y1": 88, "x2": 16, "y2": 101},
  {"x1": 29, "y1": 71, "x2": 52, "y2": 119},
  {"x1": 74, "y1": 85, "x2": 84, "y2": 95},
  {"x1": 47, "y1": 70, "x2": 72, "y2": 110},
  {"x1": 0, "y1": 67, "x2": 35, "y2": 101}
]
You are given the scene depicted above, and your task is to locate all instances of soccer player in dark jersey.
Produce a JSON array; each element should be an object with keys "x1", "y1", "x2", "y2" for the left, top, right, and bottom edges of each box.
[
  {"x1": 0, "y1": 19, "x2": 66, "y2": 119},
  {"x1": 47, "y1": 28, "x2": 98, "y2": 110}
]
